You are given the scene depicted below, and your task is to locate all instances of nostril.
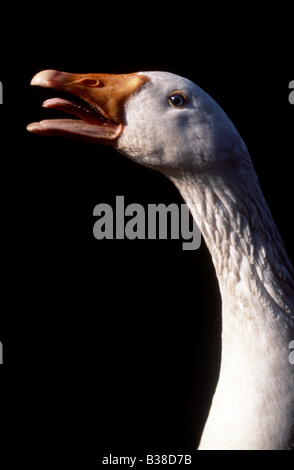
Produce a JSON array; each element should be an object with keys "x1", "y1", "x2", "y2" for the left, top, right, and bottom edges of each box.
[{"x1": 78, "y1": 78, "x2": 102, "y2": 87}]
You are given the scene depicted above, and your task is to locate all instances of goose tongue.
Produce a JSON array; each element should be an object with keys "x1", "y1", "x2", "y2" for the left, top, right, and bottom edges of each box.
[
  {"x1": 27, "y1": 69, "x2": 149, "y2": 144},
  {"x1": 42, "y1": 97, "x2": 113, "y2": 126}
]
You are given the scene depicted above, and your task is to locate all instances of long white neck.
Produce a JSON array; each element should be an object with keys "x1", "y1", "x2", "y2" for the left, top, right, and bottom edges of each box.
[{"x1": 168, "y1": 161, "x2": 294, "y2": 450}]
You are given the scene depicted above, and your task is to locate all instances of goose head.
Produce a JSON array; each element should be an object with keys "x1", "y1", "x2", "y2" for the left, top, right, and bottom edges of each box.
[{"x1": 27, "y1": 70, "x2": 250, "y2": 178}]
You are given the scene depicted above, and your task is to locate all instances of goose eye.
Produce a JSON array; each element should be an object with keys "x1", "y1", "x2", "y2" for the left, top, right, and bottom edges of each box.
[{"x1": 168, "y1": 91, "x2": 187, "y2": 108}]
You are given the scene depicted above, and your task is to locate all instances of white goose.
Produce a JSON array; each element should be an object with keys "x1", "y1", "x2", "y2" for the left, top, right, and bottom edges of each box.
[{"x1": 27, "y1": 70, "x2": 294, "y2": 450}]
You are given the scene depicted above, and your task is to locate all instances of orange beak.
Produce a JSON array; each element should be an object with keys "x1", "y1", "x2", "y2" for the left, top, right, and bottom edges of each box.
[{"x1": 27, "y1": 70, "x2": 149, "y2": 145}]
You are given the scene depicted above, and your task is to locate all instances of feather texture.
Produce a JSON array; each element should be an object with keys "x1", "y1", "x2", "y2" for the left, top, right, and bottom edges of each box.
[{"x1": 118, "y1": 72, "x2": 294, "y2": 449}]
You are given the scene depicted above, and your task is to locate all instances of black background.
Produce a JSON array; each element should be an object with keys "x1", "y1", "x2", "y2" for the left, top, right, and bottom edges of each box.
[{"x1": 1, "y1": 4, "x2": 293, "y2": 462}]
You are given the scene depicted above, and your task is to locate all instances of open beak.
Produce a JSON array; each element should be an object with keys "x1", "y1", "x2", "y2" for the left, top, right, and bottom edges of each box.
[{"x1": 27, "y1": 70, "x2": 149, "y2": 145}]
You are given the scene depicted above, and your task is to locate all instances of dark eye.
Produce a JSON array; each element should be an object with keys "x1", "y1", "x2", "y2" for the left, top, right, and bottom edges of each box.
[{"x1": 168, "y1": 91, "x2": 187, "y2": 108}]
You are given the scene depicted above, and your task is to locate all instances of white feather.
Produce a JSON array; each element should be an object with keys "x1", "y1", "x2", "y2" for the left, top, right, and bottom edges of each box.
[{"x1": 117, "y1": 71, "x2": 294, "y2": 449}]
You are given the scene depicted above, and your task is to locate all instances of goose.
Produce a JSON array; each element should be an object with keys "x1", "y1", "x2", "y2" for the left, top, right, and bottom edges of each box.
[{"x1": 27, "y1": 70, "x2": 294, "y2": 450}]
